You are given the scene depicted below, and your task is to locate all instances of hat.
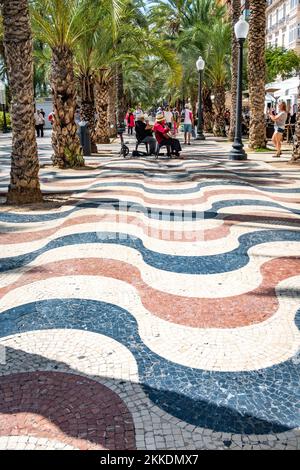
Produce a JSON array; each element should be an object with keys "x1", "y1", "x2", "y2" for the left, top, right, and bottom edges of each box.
[{"x1": 156, "y1": 112, "x2": 165, "y2": 122}]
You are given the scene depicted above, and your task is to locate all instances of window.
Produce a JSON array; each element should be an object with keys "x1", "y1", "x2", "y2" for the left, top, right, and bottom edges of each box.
[
  {"x1": 289, "y1": 23, "x2": 296, "y2": 42},
  {"x1": 290, "y1": 0, "x2": 300, "y2": 10},
  {"x1": 289, "y1": 22, "x2": 300, "y2": 42}
]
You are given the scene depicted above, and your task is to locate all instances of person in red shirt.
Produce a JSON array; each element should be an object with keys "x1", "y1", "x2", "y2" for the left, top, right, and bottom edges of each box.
[
  {"x1": 127, "y1": 109, "x2": 135, "y2": 135},
  {"x1": 153, "y1": 112, "x2": 182, "y2": 157}
]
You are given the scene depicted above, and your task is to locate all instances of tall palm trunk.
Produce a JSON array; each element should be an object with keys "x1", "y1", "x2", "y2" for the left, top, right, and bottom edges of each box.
[
  {"x1": 203, "y1": 87, "x2": 214, "y2": 133},
  {"x1": 213, "y1": 85, "x2": 226, "y2": 137},
  {"x1": 95, "y1": 72, "x2": 110, "y2": 144},
  {"x1": 116, "y1": 64, "x2": 126, "y2": 127},
  {"x1": 3, "y1": 0, "x2": 42, "y2": 204},
  {"x1": 108, "y1": 72, "x2": 117, "y2": 137},
  {"x1": 79, "y1": 73, "x2": 98, "y2": 153},
  {"x1": 229, "y1": 0, "x2": 241, "y2": 141},
  {"x1": 51, "y1": 46, "x2": 83, "y2": 168},
  {"x1": 248, "y1": 0, "x2": 266, "y2": 149},
  {"x1": 291, "y1": 80, "x2": 300, "y2": 162}
]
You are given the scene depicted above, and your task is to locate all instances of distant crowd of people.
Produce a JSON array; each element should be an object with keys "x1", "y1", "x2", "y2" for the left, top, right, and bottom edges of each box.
[{"x1": 34, "y1": 108, "x2": 55, "y2": 137}]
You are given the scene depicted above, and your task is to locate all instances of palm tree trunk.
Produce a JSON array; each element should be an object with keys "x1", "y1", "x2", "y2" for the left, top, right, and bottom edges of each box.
[
  {"x1": 51, "y1": 46, "x2": 83, "y2": 168},
  {"x1": 116, "y1": 64, "x2": 126, "y2": 127},
  {"x1": 3, "y1": 0, "x2": 42, "y2": 204},
  {"x1": 213, "y1": 85, "x2": 226, "y2": 137},
  {"x1": 229, "y1": 0, "x2": 241, "y2": 141},
  {"x1": 248, "y1": 0, "x2": 266, "y2": 149},
  {"x1": 79, "y1": 73, "x2": 98, "y2": 153},
  {"x1": 108, "y1": 72, "x2": 117, "y2": 137},
  {"x1": 95, "y1": 74, "x2": 110, "y2": 144},
  {"x1": 291, "y1": 80, "x2": 300, "y2": 162},
  {"x1": 203, "y1": 87, "x2": 214, "y2": 133}
]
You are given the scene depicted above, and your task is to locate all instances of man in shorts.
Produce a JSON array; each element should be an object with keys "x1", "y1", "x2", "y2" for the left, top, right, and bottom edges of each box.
[{"x1": 183, "y1": 103, "x2": 194, "y2": 145}]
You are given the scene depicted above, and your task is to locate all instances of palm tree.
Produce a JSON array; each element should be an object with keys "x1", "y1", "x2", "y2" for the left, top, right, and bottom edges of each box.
[
  {"x1": 106, "y1": 72, "x2": 117, "y2": 137},
  {"x1": 205, "y1": 20, "x2": 231, "y2": 136},
  {"x1": 228, "y1": 0, "x2": 240, "y2": 141},
  {"x1": 2, "y1": 0, "x2": 42, "y2": 204},
  {"x1": 95, "y1": 67, "x2": 111, "y2": 143},
  {"x1": 75, "y1": 26, "x2": 99, "y2": 153},
  {"x1": 74, "y1": 2, "x2": 120, "y2": 150},
  {"x1": 31, "y1": 0, "x2": 89, "y2": 168},
  {"x1": 163, "y1": 0, "x2": 229, "y2": 136},
  {"x1": 92, "y1": 4, "x2": 181, "y2": 141},
  {"x1": 248, "y1": 0, "x2": 266, "y2": 149}
]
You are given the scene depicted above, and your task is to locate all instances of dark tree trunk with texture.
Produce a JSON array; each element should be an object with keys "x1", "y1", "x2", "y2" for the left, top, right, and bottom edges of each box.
[
  {"x1": 203, "y1": 87, "x2": 214, "y2": 133},
  {"x1": 229, "y1": 0, "x2": 241, "y2": 141},
  {"x1": 95, "y1": 71, "x2": 110, "y2": 144},
  {"x1": 116, "y1": 65, "x2": 126, "y2": 127},
  {"x1": 79, "y1": 73, "x2": 97, "y2": 153},
  {"x1": 3, "y1": 0, "x2": 42, "y2": 204},
  {"x1": 213, "y1": 86, "x2": 226, "y2": 137},
  {"x1": 51, "y1": 46, "x2": 83, "y2": 168},
  {"x1": 108, "y1": 72, "x2": 117, "y2": 137},
  {"x1": 248, "y1": 0, "x2": 267, "y2": 149}
]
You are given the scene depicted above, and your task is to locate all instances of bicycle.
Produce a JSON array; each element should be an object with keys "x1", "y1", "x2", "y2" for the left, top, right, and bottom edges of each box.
[{"x1": 117, "y1": 127, "x2": 130, "y2": 158}]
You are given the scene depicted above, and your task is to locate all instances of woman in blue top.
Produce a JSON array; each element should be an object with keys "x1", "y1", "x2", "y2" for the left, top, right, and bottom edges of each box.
[{"x1": 269, "y1": 101, "x2": 288, "y2": 158}]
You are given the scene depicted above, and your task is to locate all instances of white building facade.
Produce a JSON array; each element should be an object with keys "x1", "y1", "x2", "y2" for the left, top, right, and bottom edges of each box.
[{"x1": 267, "y1": 0, "x2": 300, "y2": 51}]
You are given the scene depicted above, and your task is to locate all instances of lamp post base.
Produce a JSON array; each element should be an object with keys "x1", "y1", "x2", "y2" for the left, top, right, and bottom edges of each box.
[
  {"x1": 229, "y1": 142, "x2": 247, "y2": 161},
  {"x1": 195, "y1": 133, "x2": 206, "y2": 141}
]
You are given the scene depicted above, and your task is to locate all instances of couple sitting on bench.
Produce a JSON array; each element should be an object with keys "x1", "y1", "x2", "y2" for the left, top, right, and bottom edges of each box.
[{"x1": 135, "y1": 112, "x2": 181, "y2": 158}]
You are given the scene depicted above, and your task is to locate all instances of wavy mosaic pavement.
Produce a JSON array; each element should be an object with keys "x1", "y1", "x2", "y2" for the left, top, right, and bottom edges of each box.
[{"x1": 0, "y1": 137, "x2": 300, "y2": 450}]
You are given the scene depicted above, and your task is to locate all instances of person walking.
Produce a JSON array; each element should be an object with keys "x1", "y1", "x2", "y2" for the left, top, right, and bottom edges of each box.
[
  {"x1": 34, "y1": 109, "x2": 45, "y2": 137},
  {"x1": 164, "y1": 106, "x2": 173, "y2": 130},
  {"x1": 48, "y1": 111, "x2": 54, "y2": 126},
  {"x1": 183, "y1": 103, "x2": 194, "y2": 145},
  {"x1": 269, "y1": 101, "x2": 288, "y2": 158},
  {"x1": 127, "y1": 109, "x2": 135, "y2": 135},
  {"x1": 172, "y1": 108, "x2": 180, "y2": 135}
]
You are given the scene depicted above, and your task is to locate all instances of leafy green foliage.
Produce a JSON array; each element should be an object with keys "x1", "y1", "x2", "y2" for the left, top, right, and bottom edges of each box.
[
  {"x1": 0, "y1": 110, "x2": 11, "y2": 131},
  {"x1": 64, "y1": 146, "x2": 84, "y2": 167},
  {"x1": 266, "y1": 46, "x2": 300, "y2": 82}
]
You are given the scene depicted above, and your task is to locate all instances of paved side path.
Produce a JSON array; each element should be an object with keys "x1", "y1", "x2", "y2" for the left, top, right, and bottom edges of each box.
[{"x1": 0, "y1": 134, "x2": 299, "y2": 450}]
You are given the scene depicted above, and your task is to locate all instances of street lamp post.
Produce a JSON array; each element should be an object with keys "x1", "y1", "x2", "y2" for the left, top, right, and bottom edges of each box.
[
  {"x1": 229, "y1": 15, "x2": 249, "y2": 161},
  {"x1": 196, "y1": 56, "x2": 205, "y2": 140}
]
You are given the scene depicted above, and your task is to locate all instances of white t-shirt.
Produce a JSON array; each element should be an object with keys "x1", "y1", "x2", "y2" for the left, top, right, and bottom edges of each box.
[
  {"x1": 184, "y1": 109, "x2": 193, "y2": 125},
  {"x1": 34, "y1": 112, "x2": 44, "y2": 126},
  {"x1": 134, "y1": 108, "x2": 143, "y2": 120},
  {"x1": 164, "y1": 111, "x2": 173, "y2": 123}
]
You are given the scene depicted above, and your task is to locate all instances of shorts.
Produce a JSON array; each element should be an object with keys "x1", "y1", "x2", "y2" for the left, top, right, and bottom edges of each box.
[
  {"x1": 184, "y1": 124, "x2": 192, "y2": 133},
  {"x1": 274, "y1": 127, "x2": 285, "y2": 134}
]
